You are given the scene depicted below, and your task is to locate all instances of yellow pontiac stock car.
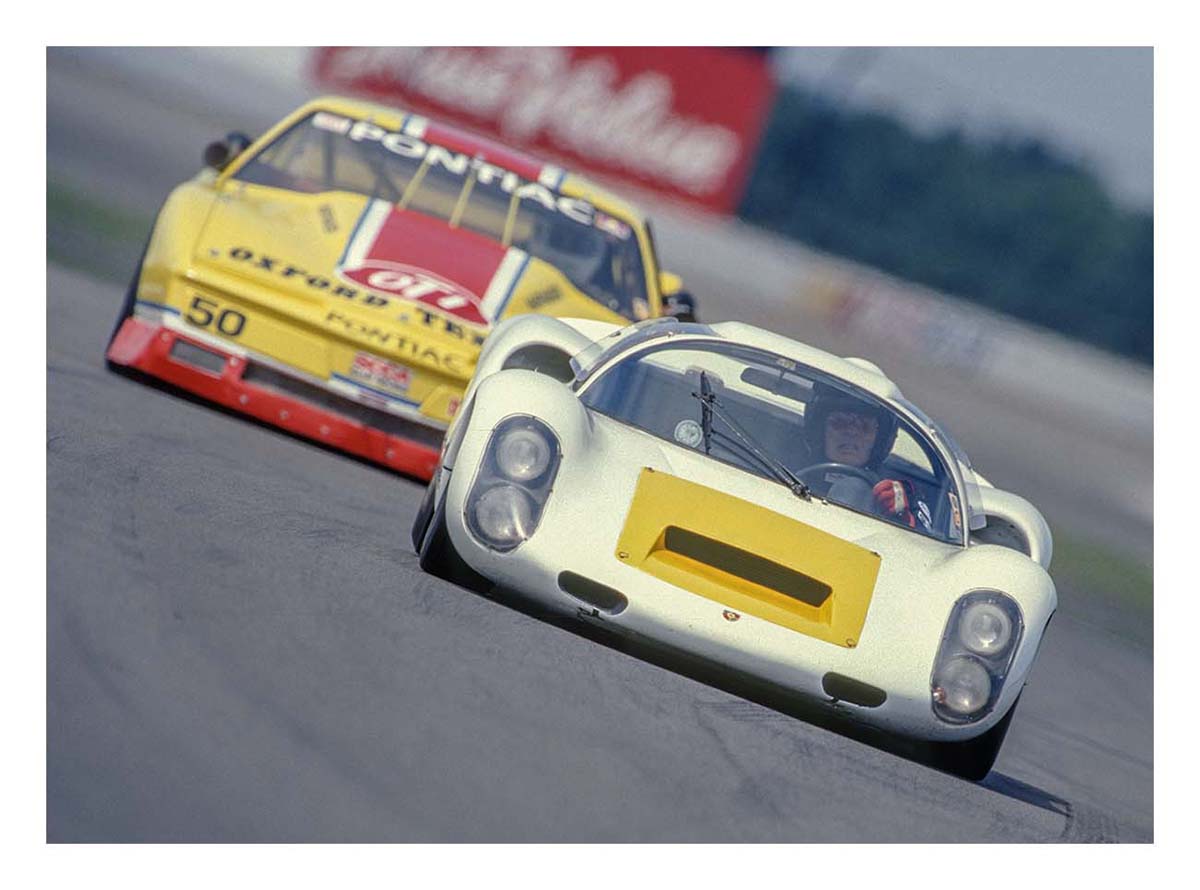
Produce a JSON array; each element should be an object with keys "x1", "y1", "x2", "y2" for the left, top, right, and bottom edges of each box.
[{"x1": 106, "y1": 95, "x2": 694, "y2": 479}]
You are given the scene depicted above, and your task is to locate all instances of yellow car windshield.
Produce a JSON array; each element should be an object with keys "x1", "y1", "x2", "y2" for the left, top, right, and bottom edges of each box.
[{"x1": 233, "y1": 111, "x2": 649, "y2": 317}]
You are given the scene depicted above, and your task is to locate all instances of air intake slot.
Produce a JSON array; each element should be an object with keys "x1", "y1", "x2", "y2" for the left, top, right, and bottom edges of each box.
[
  {"x1": 822, "y1": 672, "x2": 887, "y2": 708},
  {"x1": 169, "y1": 339, "x2": 227, "y2": 375},
  {"x1": 615, "y1": 468, "x2": 880, "y2": 647},
  {"x1": 661, "y1": 527, "x2": 832, "y2": 608},
  {"x1": 558, "y1": 571, "x2": 628, "y2": 615}
]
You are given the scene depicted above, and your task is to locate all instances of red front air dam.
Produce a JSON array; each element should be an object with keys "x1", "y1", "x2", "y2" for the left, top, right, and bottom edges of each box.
[{"x1": 107, "y1": 317, "x2": 442, "y2": 479}]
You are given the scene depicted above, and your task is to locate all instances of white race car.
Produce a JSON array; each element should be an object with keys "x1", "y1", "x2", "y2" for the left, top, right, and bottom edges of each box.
[{"x1": 411, "y1": 315, "x2": 1056, "y2": 780}]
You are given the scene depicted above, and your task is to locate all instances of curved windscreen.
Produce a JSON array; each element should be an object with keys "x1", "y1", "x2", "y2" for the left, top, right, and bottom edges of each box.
[
  {"x1": 232, "y1": 111, "x2": 652, "y2": 319},
  {"x1": 579, "y1": 338, "x2": 966, "y2": 544}
]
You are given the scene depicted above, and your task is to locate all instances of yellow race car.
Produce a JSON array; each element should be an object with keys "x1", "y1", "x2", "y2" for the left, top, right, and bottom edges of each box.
[{"x1": 106, "y1": 96, "x2": 695, "y2": 479}]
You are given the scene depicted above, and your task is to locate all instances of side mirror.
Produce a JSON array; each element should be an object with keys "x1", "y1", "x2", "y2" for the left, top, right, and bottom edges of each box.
[
  {"x1": 662, "y1": 290, "x2": 698, "y2": 323},
  {"x1": 203, "y1": 131, "x2": 253, "y2": 172},
  {"x1": 658, "y1": 270, "x2": 697, "y2": 322},
  {"x1": 658, "y1": 270, "x2": 684, "y2": 297}
]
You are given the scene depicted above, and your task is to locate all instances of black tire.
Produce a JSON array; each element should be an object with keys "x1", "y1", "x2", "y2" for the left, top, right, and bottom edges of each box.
[
  {"x1": 410, "y1": 470, "x2": 439, "y2": 553},
  {"x1": 416, "y1": 488, "x2": 493, "y2": 594},
  {"x1": 923, "y1": 692, "x2": 1022, "y2": 781}
]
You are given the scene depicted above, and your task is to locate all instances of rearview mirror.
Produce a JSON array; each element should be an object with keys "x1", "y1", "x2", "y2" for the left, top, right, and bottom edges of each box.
[{"x1": 741, "y1": 367, "x2": 810, "y2": 402}]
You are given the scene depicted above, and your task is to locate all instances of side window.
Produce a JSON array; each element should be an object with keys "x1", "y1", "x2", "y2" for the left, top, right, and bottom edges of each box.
[
  {"x1": 236, "y1": 119, "x2": 326, "y2": 192},
  {"x1": 890, "y1": 427, "x2": 934, "y2": 475}
]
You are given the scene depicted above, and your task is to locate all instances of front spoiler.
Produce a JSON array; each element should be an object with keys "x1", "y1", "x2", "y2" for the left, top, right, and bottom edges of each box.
[{"x1": 107, "y1": 317, "x2": 442, "y2": 479}]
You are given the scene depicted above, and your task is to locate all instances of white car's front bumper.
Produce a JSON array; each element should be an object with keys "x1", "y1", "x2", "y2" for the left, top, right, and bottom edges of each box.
[{"x1": 439, "y1": 455, "x2": 1028, "y2": 744}]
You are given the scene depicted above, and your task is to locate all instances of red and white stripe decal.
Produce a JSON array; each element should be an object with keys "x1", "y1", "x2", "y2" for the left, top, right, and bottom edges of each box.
[
  {"x1": 479, "y1": 248, "x2": 530, "y2": 322},
  {"x1": 337, "y1": 199, "x2": 515, "y2": 327}
]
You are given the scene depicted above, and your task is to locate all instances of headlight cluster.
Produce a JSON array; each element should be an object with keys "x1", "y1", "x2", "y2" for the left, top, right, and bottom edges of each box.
[
  {"x1": 930, "y1": 590, "x2": 1023, "y2": 724},
  {"x1": 465, "y1": 416, "x2": 561, "y2": 552}
]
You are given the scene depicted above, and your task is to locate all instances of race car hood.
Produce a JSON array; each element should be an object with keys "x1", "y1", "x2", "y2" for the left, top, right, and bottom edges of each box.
[{"x1": 188, "y1": 184, "x2": 626, "y2": 382}]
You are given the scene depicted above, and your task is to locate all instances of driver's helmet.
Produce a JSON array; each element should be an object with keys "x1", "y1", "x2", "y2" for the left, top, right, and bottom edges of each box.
[{"x1": 803, "y1": 382, "x2": 899, "y2": 468}]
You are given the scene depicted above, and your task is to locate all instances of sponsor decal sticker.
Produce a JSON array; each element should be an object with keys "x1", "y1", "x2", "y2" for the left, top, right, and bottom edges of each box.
[
  {"x1": 916, "y1": 499, "x2": 934, "y2": 533},
  {"x1": 948, "y1": 491, "x2": 963, "y2": 536},
  {"x1": 325, "y1": 310, "x2": 468, "y2": 374},
  {"x1": 349, "y1": 352, "x2": 413, "y2": 395},
  {"x1": 311, "y1": 112, "x2": 624, "y2": 236},
  {"x1": 319, "y1": 203, "x2": 339, "y2": 233},
  {"x1": 345, "y1": 260, "x2": 483, "y2": 322},
  {"x1": 224, "y1": 246, "x2": 487, "y2": 346}
]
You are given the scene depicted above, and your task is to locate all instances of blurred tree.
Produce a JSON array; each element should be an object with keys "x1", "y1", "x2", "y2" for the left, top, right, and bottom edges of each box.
[{"x1": 739, "y1": 87, "x2": 1153, "y2": 362}]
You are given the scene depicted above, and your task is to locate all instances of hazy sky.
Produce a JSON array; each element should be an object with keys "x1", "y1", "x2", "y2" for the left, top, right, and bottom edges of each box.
[{"x1": 774, "y1": 47, "x2": 1153, "y2": 209}]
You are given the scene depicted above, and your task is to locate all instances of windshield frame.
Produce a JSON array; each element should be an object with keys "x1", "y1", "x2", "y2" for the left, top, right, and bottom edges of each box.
[{"x1": 575, "y1": 333, "x2": 971, "y2": 547}]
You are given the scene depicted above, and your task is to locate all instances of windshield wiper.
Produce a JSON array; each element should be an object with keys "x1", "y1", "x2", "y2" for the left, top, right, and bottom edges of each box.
[
  {"x1": 692, "y1": 372, "x2": 811, "y2": 500},
  {"x1": 697, "y1": 370, "x2": 714, "y2": 454}
]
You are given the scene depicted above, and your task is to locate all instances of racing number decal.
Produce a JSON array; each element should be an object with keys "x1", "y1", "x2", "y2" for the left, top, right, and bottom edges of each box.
[{"x1": 187, "y1": 295, "x2": 247, "y2": 338}]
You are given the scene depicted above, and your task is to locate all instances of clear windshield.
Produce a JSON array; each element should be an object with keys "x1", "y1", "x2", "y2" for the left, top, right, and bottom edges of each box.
[
  {"x1": 231, "y1": 110, "x2": 652, "y2": 320},
  {"x1": 579, "y1": 339, "x2": 966, "y2": 544},
  {"x1": 569, "y1": 317, "x2": 718, "y2": 384}
]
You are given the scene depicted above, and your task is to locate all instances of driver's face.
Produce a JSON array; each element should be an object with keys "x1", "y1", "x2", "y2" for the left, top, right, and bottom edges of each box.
[{"x1": 824, "y1": 411, "x2": 879, "y2": 467}]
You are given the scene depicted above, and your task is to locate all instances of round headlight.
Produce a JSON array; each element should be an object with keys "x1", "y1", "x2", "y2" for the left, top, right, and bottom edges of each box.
[
  {"x1": 958, "y1": 600, "x2": 1014, "y2": 656},
  {"x1": 472, "y1": 484, "x2": 535, "y2": 548},
  {"x1": 932, "y1": 656, "x2": 992, "y2": 716},
  {"x1": 494, "y1": 426, "x2": 552, "y2": 483}
]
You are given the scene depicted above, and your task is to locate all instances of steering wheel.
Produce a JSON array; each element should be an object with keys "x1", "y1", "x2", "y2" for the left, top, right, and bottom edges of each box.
[{"x1": 796, "y1": 462, "x2": 878, "y2": 488}]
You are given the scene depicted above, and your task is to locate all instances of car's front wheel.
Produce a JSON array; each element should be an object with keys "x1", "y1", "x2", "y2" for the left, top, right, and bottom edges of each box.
[
  {"x1": 413, "y1": 476, "x2": 493, "y2": 594},
  {"x1": 922, "y1": 692, "x2": 1021, "y2": 782}
]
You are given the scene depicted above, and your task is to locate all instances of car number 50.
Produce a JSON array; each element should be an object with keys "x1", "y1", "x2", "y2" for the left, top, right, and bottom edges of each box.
[{"x1": 187, "y1": 295, "x2": 247, "y2": 337}]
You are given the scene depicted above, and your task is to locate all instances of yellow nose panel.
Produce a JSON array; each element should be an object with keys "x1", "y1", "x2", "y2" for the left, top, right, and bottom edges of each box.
[{"x1": 615, "y1": 468, "x2": 881, "y2": 648}]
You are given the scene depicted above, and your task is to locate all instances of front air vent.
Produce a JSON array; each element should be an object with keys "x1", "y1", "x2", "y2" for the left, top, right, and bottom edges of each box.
[
  {"x1": 822, "y1": 672, "x2": 887, "y2": 708},
  {"x1": 661, "y1": 527, "x2": 832, "y2": 608},
  {"x1": 558, "y1": 571, "x2": 628, "y2": 615}
]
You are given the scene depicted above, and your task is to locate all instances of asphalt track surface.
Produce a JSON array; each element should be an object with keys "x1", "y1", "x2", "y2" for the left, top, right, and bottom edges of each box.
[{"x1": 47, "y1": 50, "x2": 1153, "y2": 841}]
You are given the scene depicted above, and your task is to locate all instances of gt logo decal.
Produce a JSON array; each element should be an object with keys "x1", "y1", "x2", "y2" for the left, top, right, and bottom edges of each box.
[
  {"x1": 186, "y1": 295, "x2": 247, "y2": 338},
  {"x1": 344, "y1": 262, "x2": 484, "y2": 320}
]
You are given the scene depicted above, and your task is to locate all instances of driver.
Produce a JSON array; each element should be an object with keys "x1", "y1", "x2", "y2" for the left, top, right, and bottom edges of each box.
[{"x1": 803, "y1": 385, "x2": 925, "y2": 530}]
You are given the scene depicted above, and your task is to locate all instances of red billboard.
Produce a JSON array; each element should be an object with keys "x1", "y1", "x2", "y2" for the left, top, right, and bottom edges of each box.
[{"x1": 311, "y1": 47, "x2": 777, "y2": 214}]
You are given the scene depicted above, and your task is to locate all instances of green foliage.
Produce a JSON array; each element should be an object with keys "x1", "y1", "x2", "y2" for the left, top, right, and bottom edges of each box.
[{"x1": 739, "y1": 88, "x2": 1153, "y2": 362}]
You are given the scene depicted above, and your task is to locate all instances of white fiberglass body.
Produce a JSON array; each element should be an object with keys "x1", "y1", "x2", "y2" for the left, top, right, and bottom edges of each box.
[{"x1": 413, "y1": 315, "x2": 1057, "y2": 776}]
